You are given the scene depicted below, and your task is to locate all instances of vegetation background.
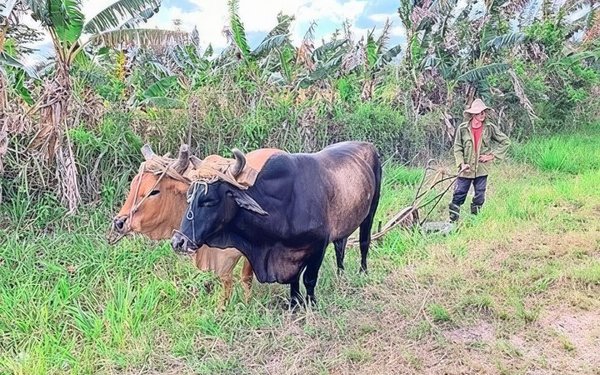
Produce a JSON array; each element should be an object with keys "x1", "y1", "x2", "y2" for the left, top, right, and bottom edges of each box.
[{"x1": 0, "y1": 0, "x2": 599, "y2": 373}]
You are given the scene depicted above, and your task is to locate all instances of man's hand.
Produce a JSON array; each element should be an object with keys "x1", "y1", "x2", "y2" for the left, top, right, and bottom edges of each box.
[
  {"x1": 460, "y1": 163, "x2": 471, "y2": 172},
  {"x1": 479, "y1": 154, "x2": 495, "y2": 163}
]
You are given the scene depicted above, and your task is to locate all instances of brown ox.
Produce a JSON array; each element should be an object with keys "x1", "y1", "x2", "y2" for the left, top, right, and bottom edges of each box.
[{"x1": 112, "y1": 144, "x2": 283, "y2": 306}]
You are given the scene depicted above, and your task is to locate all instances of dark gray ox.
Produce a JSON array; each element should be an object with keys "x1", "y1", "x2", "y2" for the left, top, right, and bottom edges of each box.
[{"x1": 172, "y1": 141, "x2": 382, "y2": 306}]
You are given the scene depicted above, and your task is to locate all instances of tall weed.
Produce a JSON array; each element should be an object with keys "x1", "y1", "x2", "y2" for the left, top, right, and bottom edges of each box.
[{"x1": 511, "y1": 127, "x2": 600, "y2": 174}]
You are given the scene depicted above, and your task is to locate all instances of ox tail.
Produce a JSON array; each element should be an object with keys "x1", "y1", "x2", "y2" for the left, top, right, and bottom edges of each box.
[{"x1": 358, "y1": 150, "x2": 383, "y2": 273}]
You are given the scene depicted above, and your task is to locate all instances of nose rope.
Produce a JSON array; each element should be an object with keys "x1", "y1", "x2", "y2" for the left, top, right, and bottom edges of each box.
[
  {"x1": 184, "y1": 181, "x2": 202, "y2": 246},
  {"x1": 107, "y1": 224, "x2": 126, "y2": 245},
  {"x1": 182, "y1": 180, "x2": 210, "y2": 248},
  {"x1": 127, "y1": 162, "x2": 146, "y2": 226}
]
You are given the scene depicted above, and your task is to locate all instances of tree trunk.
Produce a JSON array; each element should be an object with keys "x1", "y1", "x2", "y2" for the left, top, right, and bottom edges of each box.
[{"x1": 32, "y1": 64, "x2": 82, "y2": 213}]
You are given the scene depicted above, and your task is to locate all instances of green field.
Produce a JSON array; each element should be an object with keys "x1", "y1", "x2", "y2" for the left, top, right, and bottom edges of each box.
[{"x1": 1, "y1": 130, "x2": 600, "y2": 374}]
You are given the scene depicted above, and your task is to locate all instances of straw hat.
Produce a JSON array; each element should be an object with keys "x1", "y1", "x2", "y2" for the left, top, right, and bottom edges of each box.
[{"x1": 464, "y1": 98, "x2": 490, "y2": 114}]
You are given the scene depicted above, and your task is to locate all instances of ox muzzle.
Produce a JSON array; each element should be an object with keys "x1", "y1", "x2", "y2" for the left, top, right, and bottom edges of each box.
[
  {"x1": 112, "y1": 216, "x2": 128, "y2": 233},
  {"x1": 171, "y1": 231, "x2": 199, "y2": 255}
]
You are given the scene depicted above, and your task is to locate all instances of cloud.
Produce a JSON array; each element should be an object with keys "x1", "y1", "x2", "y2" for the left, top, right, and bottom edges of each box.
[
  {"x1": 19, "y1": 0, "x2": 405, "y2": 66},
  {"x1": 81, "y1": 0, "x2": 119, "y2": 21},
  {"x1": 368, "y1": 13, "x2": 395, "y2": 23},
  {"x1": 150, "y1": 0, "x2": 370, "y2": 48}
]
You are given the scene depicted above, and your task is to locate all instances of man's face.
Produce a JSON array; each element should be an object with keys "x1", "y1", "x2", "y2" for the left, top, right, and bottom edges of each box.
[{"x1": 474, "y1": 111, "x2": 486, "y2": 122}]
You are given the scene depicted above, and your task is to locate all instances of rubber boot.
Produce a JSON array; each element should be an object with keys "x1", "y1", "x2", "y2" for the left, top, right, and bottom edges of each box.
[
  {"x1": 471, "y1": 204, "x2": 482, "y2": 215},
  {"x1": 449, "y1": 203, "x2": 460, "y2": 222}
]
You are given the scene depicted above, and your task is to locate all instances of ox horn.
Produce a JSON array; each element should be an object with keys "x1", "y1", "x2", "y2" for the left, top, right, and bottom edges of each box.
[
  {"x1": 190, "y1": 155, "x2": 203, "y2": 169},
  {"x1": 141, "y1": 144, "x2": 156, "y2": 161},
  {"x1": 173, "y1": 144, "x2": 190, "y2": 174},
  {"x1": 231, "y1": 148, "x2": 246, "y2": 177}
]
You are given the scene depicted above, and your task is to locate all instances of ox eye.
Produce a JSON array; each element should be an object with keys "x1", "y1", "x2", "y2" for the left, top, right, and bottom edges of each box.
[
  {"x1": 149, "y1": 190, "x2": 160, "y2": 196},
  {"x1": 199, "y1": 200, "x2": 216, "y2": 207}
]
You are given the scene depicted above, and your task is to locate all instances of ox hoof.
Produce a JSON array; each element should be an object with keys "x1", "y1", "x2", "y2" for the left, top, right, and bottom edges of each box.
[
  {"x1": 202, "y1": 280, "x2": 215, "y2": 294},
  {"x1": 288, "y1": 296, "x2": 304, "y2": 311},
  {"x1": 305, "y1": 295, "x2": 317, "y2": 308}
]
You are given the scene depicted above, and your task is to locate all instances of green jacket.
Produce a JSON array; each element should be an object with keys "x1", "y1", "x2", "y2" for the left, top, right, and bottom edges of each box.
[{"x1": 453, "y1": 121, "x2": 510, "y2": 178}]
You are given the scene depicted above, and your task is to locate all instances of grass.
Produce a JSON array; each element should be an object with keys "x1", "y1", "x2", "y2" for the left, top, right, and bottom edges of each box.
[
  {"x1": 1, "y1": 128, "x2": 600, "y2": 374},
  {"x1": 511, "y1": 123, "x2": 600, "y2": 174}
]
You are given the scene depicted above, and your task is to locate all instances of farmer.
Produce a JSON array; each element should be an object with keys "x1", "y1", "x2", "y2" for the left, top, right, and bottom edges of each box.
[{"x1": 449, "y1": 98, "x2": 510, "y2": 222}]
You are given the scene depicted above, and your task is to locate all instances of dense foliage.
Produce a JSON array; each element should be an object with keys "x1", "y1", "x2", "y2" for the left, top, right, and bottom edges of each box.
[{"x1": 1, "y1": 0, "x2": 599, "y2": 212}]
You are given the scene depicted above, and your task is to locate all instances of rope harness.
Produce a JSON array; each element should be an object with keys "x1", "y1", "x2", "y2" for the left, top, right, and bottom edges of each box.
[
  {"x1": 108, "y1": 151, "x2": 465, "y2": 249},
  {"x1": 108, "y1": 153, "x2": 250, "y2": 246},
  {"x1": 186, "y1": 156, "x2": 250, "y2": 190},
  {"x1": 170, "y1": 156, "x2": 256, "y2": 252},
  {"x1": 171, "y1": 180, "x2": 208, "y2": 251}
]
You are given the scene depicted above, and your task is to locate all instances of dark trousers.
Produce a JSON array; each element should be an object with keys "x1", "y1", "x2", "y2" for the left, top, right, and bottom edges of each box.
[{"x1": 452, "y1": 176, "x2": 488, "y2": 209}]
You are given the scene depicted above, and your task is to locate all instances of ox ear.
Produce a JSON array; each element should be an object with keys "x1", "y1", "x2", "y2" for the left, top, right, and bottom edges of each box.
[{"x1": 228, "y1": 190, "x2": 268, "y2": 216}]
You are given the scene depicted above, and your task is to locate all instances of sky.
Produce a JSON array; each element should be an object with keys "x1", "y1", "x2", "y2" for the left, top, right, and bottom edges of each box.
[{"x1": 20, "y1": 0, "x2": 407, "y2": 67}]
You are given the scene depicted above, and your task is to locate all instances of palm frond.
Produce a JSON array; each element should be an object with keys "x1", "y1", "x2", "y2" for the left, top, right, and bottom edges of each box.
[
  {"x1": 366, "y1": 29, "x2": 377, "y2": 69},
  {"x1": 0, "y1": 51, "x2": 39, "y2": 79},
  {"x1": 473, "y1": 79, "x2": 492, "y2": 101},
  {"x1": 0, "y1": 0, "x2": 19, "y2": 21},
  {"x1": 383, "y1": 44, "x2": 402, "y2": 61},
  {"x1": 559, "y1": 0, "x2": 588, "y2": 15},
  {"x1": 298, "y1": 50, "x2": 345, "y2": 88},
  {"x1": 252, "y1": 34, "x2": 288, "y2": 59},
  {"x1": 567, "y1": 1, "x2": 599, "y2": 23},
  {"x1": 145, "y1": 59, "x2": 174, "y2": 77},
  {"x1": 485, "y1": 32, "x2": 527, "y2": 51},
  {"x1": 302, "y1": 21, "x2": 317, "y2": 44},
  {"x1": 227, "y1": 0, "x2": 250, "y2": 59},
  {"x1": 142, "y1": 75, "x2": 180, "y2": 98},
  {"x1": 49, "y1": 0, "x2": 84, "y2": 44},
  {"x1": 550, "y1": 49, "x2": 600, "y2": 67},
  {"x1": 278, "y1": 44, "x2": 294, "y2": 82},
  {"x1": 341, "y1": 41, "x2": 364, "y2": 73},
  {"x1": 266, "y1": 13, "x2": 294, "y2": 39},
  {"x1": 8, "y1": 68, "x2": 34, "y2": 105},
  {"x1": 342, "y1": 19, "x2": 353, "y2": 41},
  {"x1": 420, "y1": 54, "x2": 439, "y2": 70},
  {"x1": 456, "y1": 62, "x2": 511, "y2": 82},
  {"x1": 313, "y1": 39, "x2": 347, "y2": 61},
  {"x1": 168, "y1": 45, "x2": 191, "y2": 70},
  {"x1": 88, "y1": 28, "x2": 188, "y2": 49},
  {"x1": 375, "y1": 19, "x2": 392, "y2": 53},
  {"x1": 297, "y1": 24, "x2": 316, "y2": 71},
  {"x1": 23, "y1": 0, "x2": 51, "y2": 25},
  {"x1": 71, "y1": 58, "x2": 108, "y2": 87},
  {"x1": 456, "y1": 1, "x2": 475, "y2": 23},
  {"x1": 118, "y1": 6, "x2": 161, "y2": 30},
  {"x1": 397, "y1": 0, "x2": 413, "y2": 30},
  {"x1": 168, "y1": 44, "x2": 209, "y2": 73},
  {"x1": 84, "y1": 0, "x2": 161, "y2": 34},
  {"x1": 541, "y1": 0, "x2": 552, "y2": 18}
]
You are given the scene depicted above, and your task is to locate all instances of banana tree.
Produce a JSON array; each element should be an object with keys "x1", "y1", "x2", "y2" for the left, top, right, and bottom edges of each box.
[
  {"x1": 356, "y1": 20, "x2": 402, "y2": 100},
  {"x1": 20, "y1": 0, "x2": 185, "y2": 212}
]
